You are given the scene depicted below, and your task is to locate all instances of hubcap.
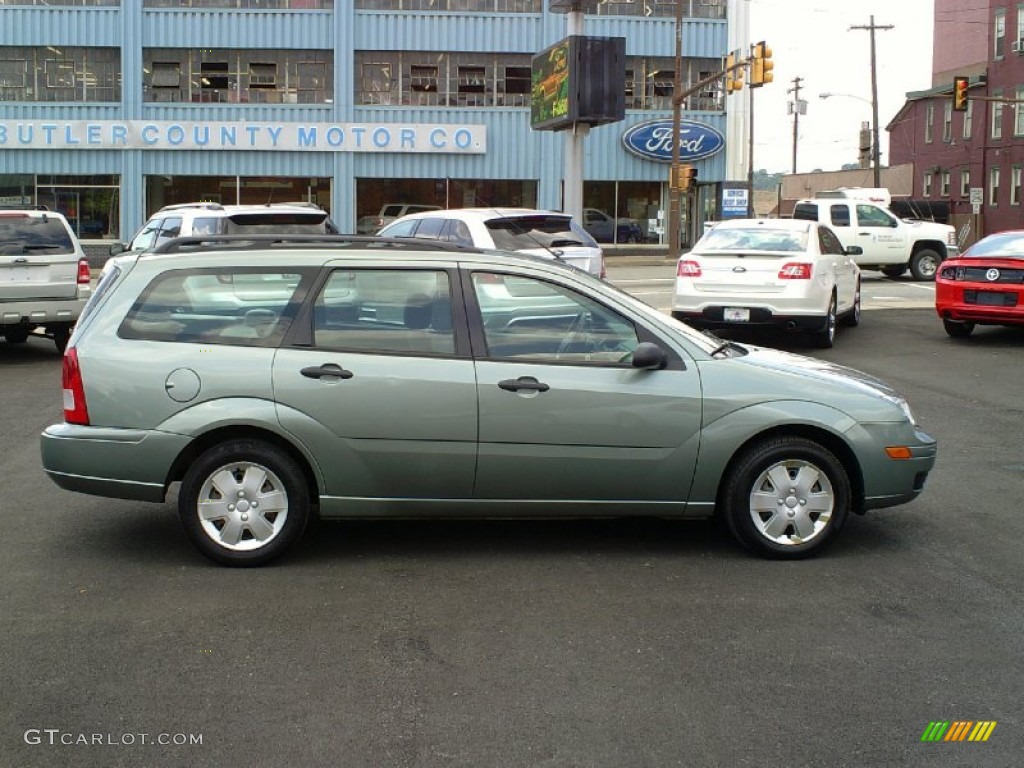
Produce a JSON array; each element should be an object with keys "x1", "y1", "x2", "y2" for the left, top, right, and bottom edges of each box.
[
  {"x1": 748, "y1": 459, "x2": 834, "y2": 546},
  {"x1": 197, "y1": 461, "x2": 288, "y2": 551}
]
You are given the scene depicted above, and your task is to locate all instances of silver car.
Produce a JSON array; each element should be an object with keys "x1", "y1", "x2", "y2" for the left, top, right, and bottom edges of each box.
[{"x1": 41, "y1": 234, "x2": 936, "y2": 566}]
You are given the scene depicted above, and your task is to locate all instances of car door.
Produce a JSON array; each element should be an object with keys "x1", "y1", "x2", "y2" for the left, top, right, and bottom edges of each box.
[
  {"x1": 465, "y1": 268, "x2": 703, "y2": 504},
  {"x1": 818, "y1": 225, "x2": 856, "y2": 311},
  {"x1": 273, "y1": 263, "x2": 478, "y2": 504},
  {"x1": 851, "y1": 203, "x2": 907, "y2": 262}
]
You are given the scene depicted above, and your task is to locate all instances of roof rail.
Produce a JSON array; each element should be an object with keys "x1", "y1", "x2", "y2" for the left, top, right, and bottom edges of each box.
[
  {"x1": 152, "y1": 233, "x2": 482, "y2": 254},
  {"x1": 0, "y1": 204, "x2": 49, "y2": 211},
  {"x1": 156, "y1": 202, "x2": 226, "y2": 213}
]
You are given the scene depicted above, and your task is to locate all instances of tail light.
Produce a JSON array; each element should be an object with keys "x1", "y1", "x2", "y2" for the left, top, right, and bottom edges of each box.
[
  {"x1": 677, "y1": 260, "x2": 702, "y2": 277},
  {"x1": 939, "y1": 266, "x2": 958, "y2": 280},
  {"x1": 62, "y1": 347, "x2": 90, "y2": 425},
  {"x1": 77, "y1": 258, "x2": 91, "y2": 286},
  {"x1": 778, "y1": 262, "x2": 813, "y2": 279}
]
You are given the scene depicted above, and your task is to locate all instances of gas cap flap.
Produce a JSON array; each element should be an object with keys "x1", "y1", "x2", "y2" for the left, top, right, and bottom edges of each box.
[{"x1": 164, "y1": 368, "x2": 201, "y2": 403}]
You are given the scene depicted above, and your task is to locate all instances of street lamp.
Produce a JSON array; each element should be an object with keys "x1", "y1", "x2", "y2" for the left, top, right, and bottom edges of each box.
[{"x1": 819, "y1": 92, "x2": 880, "y2": 183}]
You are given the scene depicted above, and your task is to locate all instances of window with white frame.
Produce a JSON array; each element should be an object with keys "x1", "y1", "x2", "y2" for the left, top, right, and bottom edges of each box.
[
  {"x1": 1012, "y1": 166, "x2": 1022, "y2": 205},
  {"x1": 943, "y1": 100, "x2": 952, "y2": 142},
  {"x1": 941, "y1": 171, "x2": 951, "y2": 196},
  {"x1": 1016, "y1": 85, "x2": 1024, "y2": 135},
  {"x1": 992, "y1": 89, "x2": 1004, "y2": 139},
  {"x1": 989, "y1": 166, "x2": 1000, "y2": 205},
  {"x1": 960, "y1": 169, "x2": 970, "y2": 197},
  {"x1": 995, "y1": 9, "x2": 1006, "y2": 59},
  {"x1": 964, "y1": 98, "x2": 973, "y2": 139},
  {"x1": 925, "y1": 103, "x2": 934, "y2": 143},
  {"x1": 923, "y1": 173, "x2": 932, "y2": 197}
]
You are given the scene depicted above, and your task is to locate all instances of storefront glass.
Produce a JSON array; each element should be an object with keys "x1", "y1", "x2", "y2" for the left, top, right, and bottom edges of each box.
[
  {"x1": 355, "y1": 177, "x2": 537, "y2": 223},
  {"x1": 1, "y1": 174, "x2": 120, "y2": 240},
  {"x1": 143, "y1": 176, "x2": 332, "y2": 218}
]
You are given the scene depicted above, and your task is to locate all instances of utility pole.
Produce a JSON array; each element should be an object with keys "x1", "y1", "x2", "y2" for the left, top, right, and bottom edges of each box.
[
  {"x1": 668, "y1": 0, "x2": 684, "y2": 260},
  {"x1": 788, "y1": 76, "x2": 803, "y2": 174},
  {"x1": 850, "y1": 16, "x2": 893, "y2": 188}
]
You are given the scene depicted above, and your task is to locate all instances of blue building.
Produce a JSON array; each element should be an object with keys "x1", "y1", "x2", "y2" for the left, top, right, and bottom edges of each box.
[{"x1": 0, "y1": 0, "x2": 740, "y2": 248}]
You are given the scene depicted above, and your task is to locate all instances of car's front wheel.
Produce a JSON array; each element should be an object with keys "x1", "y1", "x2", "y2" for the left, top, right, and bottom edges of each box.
[
  {"x1": 910, "y1": 248, "x2": 942, "y2": 281},
  {"x1": 721, "y1": 436, "x2": 851, "y2": 559},
  {"x1": 178, "y1": 440, "x2": 310, "y2": 566}
]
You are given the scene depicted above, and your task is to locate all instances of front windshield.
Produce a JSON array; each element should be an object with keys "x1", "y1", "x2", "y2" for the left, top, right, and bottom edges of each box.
[
  {"x1": 964, "y1": 232, "x2": 1024, "y2": 259},
  {"x1": 697, "y1": 226, "x2": 808, "y2": 253}
]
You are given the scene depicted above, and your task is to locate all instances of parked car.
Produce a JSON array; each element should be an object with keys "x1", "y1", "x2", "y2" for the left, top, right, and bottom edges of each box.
[
  {"x1": 582, "y1": 208, "x2": 644, "y2": 244},
  {"x1": 0, "y1": 207, "x2": 91, "y2": 352},
  {"x1": 671, "y1": 218, "x2": 862, "y2": 348},
  {"x1": 111, "y1": 202, "x2": 337, "y2": 256},
  {"x1": 935, "y1": 230, "x2": 1024, "y2": 338},
  {"x1": 356, "y1": 203, "x2": 442, "y2": 234},
  {"x1": 41, "y1": 233, "x2": 935, "y2": 566},
  {"x1": 377, "y1": 207, "x2": 605, "y2": 278}
]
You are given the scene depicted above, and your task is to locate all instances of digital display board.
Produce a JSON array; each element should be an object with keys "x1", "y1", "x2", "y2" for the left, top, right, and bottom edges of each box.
[{"x1": 530, "y1": 36, "x2": 625, "y2": 132}]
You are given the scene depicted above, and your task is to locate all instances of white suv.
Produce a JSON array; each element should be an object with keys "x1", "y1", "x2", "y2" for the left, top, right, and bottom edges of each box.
[
  {"x1": 377, "y1": 208, "x2": 605, "y2": 278},
  {"x1": 112, "y1": 202, "x2": 338, "y2": 256},
  {"x1": 356, "y1": 203, "x2": 442, "y2": 234},
  {"x1": 0, "y1": 207, "x2": 91, "y2": 352}
]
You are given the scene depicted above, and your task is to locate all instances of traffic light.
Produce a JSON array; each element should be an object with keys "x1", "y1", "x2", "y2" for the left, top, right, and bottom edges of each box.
[
  {"x1": 724, "y1": 52, "x2": 744, "y2": 94},
  {"x1": 750, "y1": 41, "x2": 773, "y2": 88},
  {"x1": 671, "y1": 165, "x2": 698, "y2": 191},
  {"x1": 952, "y1": 76, "x2": 970, "y2": 112}
]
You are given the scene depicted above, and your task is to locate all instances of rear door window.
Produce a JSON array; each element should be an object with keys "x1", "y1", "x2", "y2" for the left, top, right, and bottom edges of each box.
[
  {"x1": 486, "y1": 215, "x2": 592, "y2": 251},
  {"x1": 829, "y1": 205, "x2": 851, "y2": 227}
]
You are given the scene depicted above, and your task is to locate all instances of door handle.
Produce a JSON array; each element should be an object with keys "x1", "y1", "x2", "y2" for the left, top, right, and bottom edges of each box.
[
  {"x1": 300, "y1": 363, "x2": 354, "y2": 380},
  {"x1": 498, "y1": 376, "x2": 550, "y2": 393}
]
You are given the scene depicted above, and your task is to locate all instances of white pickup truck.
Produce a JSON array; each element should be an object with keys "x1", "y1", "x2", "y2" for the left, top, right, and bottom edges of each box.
[{"x1": 792, "y1": 191, "x2": 958, "y2": 281}]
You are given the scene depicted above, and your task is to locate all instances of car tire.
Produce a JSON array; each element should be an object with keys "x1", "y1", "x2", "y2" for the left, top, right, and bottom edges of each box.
[
  {"x1": 810, "y1": 293, "x2": 837, "y2": 348},
  {"x1": 880, "y1": 265, "x2": 907, "y2": 278},
  {"x1": 721, "y1": 436, "x2": 851, "y2": 559},
  {"x1": 943, "y1": 318, "x2": 975, "y2": 338},
  {"x1": 178, "y1": 439, "x2": 310, "y2": 567},
  {"x1": 909, "y1": 249, "x2": 942, "y2": 281},
  {"x1": 52, "y1": 326, "x2": 71, "y2": 353},
  {"x1": 4, "y1": 326, "x2": 30, "y2": 344},
  {"x1": 842, "y1": 279, "x2": 862, "y2": 327}
]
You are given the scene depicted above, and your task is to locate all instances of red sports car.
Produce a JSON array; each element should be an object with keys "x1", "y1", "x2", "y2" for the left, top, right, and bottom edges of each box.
[{"x1": 935, "y1": 230, "x2": 1024, "y2": 338}]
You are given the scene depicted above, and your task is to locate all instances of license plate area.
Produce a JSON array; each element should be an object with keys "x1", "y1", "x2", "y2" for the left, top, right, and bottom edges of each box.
[
  {"x1": 965, "y1": 290, "x2": 1017, "y2": 307},
  {"x1": 723, "y1": 307, "x2": 750, "y2": 322}
]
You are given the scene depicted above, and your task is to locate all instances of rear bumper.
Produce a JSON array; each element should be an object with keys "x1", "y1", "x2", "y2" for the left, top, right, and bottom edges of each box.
[
  {"x1": 672, "y1": 306, "x2": 827, "y2": 332},
  {"x1": 1, "y1": 297, "x2": 86, "y2": 327},
  {"x1": 40, "y1": 423, "x2": 191, "y2": 503}
]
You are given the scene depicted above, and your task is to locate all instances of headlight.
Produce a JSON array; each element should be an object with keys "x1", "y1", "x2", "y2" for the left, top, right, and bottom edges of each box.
[{"x1": 896, "y1": 397, "x2": 916, "y2": 426}]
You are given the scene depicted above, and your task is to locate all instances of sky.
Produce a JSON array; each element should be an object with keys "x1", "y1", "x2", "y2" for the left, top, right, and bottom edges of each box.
[{"x1": 747, "y1": 0, "x2": 935, "y2": 174}]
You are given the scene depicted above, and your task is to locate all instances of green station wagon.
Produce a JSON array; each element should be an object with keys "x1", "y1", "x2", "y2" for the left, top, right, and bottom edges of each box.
[{"x1": 41, "y1": 235, "x2": 936, "y2": 566}]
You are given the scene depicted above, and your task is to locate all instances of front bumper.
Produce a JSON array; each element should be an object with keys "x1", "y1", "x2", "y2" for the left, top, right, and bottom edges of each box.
[
  {"x1": 857, "y1": 425, "x2": 938, "y2": 512},
  {"x1": 40, "y1": 423, "x2": 191, "y2": 502}
]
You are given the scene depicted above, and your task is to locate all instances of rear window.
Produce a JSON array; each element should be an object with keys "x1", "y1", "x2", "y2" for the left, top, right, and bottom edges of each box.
[
  {"x1": 119, "y1": 268, "x2": 312, "y2": 347},
  {"x1": 0, "y1": 214, "x2": 75, "y2": 254},
  {"x1": 964, "y1": 232, "x2": 1024, "y2": 259},
  {"x1": 224, "y1": 212, "x2": 330, "y2": 235},
  {"x1": 486, "y1": 215, "x2": 597, "y2": 251},
  {"x1": 792, "y1": 203, "x2": 819, "y2": 222},
  {"x1": 698, "y1": 227, "x2": 808, "y2": 253}
]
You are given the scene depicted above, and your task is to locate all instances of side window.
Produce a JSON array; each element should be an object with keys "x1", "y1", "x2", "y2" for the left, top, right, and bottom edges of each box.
[
  {"x1": 190, "y1": 217, "x2": 220, "y2": 235},
  {"x1": 154, "y1": 216, "x2": 183, "y2": 248},
  {"x1": 128, "y1": 218, "x2": 162, "y2": 251},
  {"x1": 856, "y1": 204, "x2": 896, "y2": 228},
  {"x1": 410, "y1": 217, "x2": 445, "y2": 239},
  {"x1": 119, "y1": 268, "x2": 308, "y2": 346},
  {"x1": 471, "y1": 272, "x2": 639, "y2": 364},
  {"x1": 828, "y1": 205, "x2": 851, "y2": 227},
  {"x1": 447, "y1": 219, "x2": 474, "y2": 247},
  {"x1": 379, "y1": 219, "x2": 418, "y2": 238},
  {"x1": 818, "y1": 227, "x2": 844, "y2": 255},
  {"x1": 313, "y1": 269, "x2": 454, "y2": 356}
]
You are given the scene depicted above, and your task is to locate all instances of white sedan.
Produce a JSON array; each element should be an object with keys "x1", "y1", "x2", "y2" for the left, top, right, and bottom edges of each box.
[{"x1": 671, "y1": 218, "x2": 862, "y2": 348}]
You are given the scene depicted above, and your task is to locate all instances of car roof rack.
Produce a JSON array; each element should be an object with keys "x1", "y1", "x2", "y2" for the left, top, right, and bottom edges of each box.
[
  {"x1": 155, "y1": 202, "x2": 226, "y2": 213},
  {"x1": 152, "y1": 233, "x2": 483, "y2": 254},
  {"x1": 0, "y1": 204, "x2": 49, "y2": 211}
]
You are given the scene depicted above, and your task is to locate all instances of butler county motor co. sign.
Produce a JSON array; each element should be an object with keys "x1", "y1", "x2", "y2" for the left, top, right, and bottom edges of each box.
[
  {"x1": 621, "y1": 119, "x2": 724, "y2": 162},
  {"x1": 0, "y1": 121, "x2": 486, "y2": 153}
]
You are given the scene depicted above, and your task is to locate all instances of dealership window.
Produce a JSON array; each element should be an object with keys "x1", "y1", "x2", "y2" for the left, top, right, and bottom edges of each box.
[
  {"x1": 0, "y1": 175, "x2": 121, "y2": 240},
  {"x1": 141, "y1": 176, "x2": 331, "y2": 221},
  {"x1": 143, "y1": 48, "x2": 332, "y2": 104},
  {"x1": 922, "y1": 173, "x2": 932, "y2": 197},
  {"x1": 355, "y1": 0, "x2": 539, "y2": 9},
  {"x1": 354, "y1": 178, "x2": 536, "y2": 225},
  {"x1": 144, "y1": 0, "x2": 333, "y2": 7},
  {"x1": 0, "y1": 46, "x2": 119, "y2": 102},
  {"x1": 991, "y1": 90, "x2": 1004, "y2": 139},
  {"x1": 626, "y1": 56, "x2": 723, "y2": 111},
  {"x1": 960, "y1": 170, "x2": 970, "y2": 197},
  {"x1": 989, "y1": 167, "x2": 1000, "y2": 206},
  {"x1": 963, "y1": 98, "x2": 973, "y2": 139},
  {"x1": 0, "y1": 0, "x2": 118, "y2": 5},
  {"x1": 995, "y1": 9, "x2": 1006, "y2": 59},
  {"x1": 942, "y1": 101, "x2": 952, "y2": 142},
  {"x1": 583, "y1": 181, "x2": 662, "y2": 244},
  {"x1": 1012, "y1": 167, "x2": 1022, "y2": 206}
]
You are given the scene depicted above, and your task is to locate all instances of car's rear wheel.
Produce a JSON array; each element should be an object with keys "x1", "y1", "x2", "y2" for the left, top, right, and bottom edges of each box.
[
  {"x1": 51, "y1": 326, "x2": 71, "y2": 353},
  {"x1": 178, "y1": 440, "x2": 309, "y2": 566},
  {"x1": 4, "y1": 326, "x2": 30, "y2": 344},
  {"x1": 910, "y1": 249, "x2": 942, "y2": 281},
  {"x1": 842, "y1": 279, "x2": 862, "y2": 327},
  {"x1": 880, "y1": 265, "x2": 907, "y2": 278},
  {"x1": 721, "y1": 436, "x2": 851, "y2": 559},
  {"x1": 810, "y1": 293, "x2": 837, "y2": 348},
  {"x1": 943, "y1": 318, "x2": 975, "y2": 338}
]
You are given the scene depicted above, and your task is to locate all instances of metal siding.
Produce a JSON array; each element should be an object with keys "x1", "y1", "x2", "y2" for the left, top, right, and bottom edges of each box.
[
  {"x1": 0, "y1": 8, "x2": 120, "y2": 46},
  {"x1": 141, "y1": 10, "x2": 333, "y2": 48},
  {"x1": 355, "y1": 11, "x2": 544, "y2": 52}
]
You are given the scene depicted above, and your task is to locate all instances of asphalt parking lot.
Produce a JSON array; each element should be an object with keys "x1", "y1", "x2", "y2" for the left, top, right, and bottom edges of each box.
[{"x1": 1, "y1": 306, "x2": 1022, "y2": 768}]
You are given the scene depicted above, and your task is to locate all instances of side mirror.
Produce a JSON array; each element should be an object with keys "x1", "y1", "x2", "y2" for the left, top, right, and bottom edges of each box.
[
  {"x1": 630, "y1": 341, "x2": 667, "y2": 370},
  {"x1": 109, "y1": 242, "x2": 127, "y2": 256},
  {"x1": 845, "y1": 245, "x2": 863, "y2": 255}
]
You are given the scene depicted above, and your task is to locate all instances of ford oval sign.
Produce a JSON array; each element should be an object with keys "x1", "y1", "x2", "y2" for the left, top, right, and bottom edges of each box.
[{"x1": 621, "y1": 119, "x2": 725, "y2": 163}]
